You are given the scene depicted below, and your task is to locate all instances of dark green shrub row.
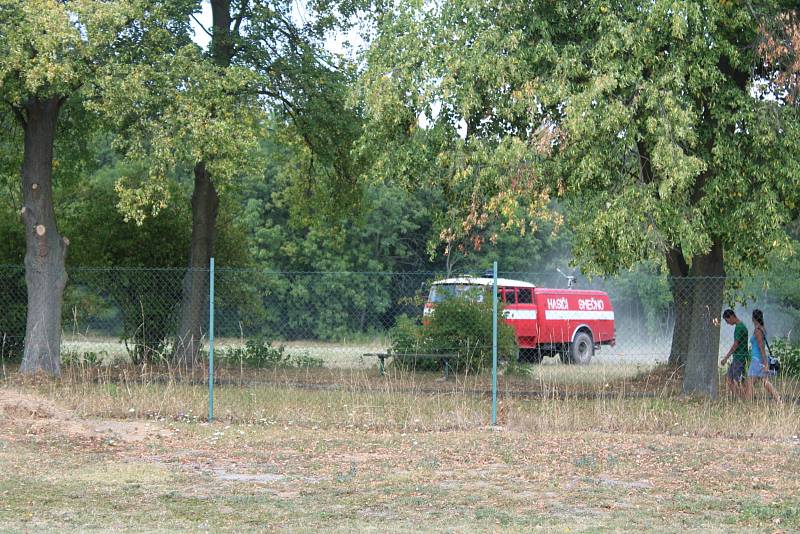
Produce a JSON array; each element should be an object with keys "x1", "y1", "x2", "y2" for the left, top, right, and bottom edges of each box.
[
  {"x1": 217, "y1": 337, "x2": 324, "y2": 369},
  {"x1": 389, "y1": 296, "x2": 517, "y2": 374},
  {"x1": 770, "y1": 339, "x2": 800, "y2": 379}
]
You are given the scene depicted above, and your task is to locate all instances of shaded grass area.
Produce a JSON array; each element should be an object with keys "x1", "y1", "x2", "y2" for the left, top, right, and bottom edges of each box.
[
  {"x1": 3, "y1": 365, "x2": 800, "y2": 439},
  {"x1": 1, "y1": 406, "x2": 799, "y2": 533}
]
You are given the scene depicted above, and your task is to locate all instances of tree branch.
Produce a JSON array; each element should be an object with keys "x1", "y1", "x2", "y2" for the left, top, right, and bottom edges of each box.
[
  {"x1": 191, "y1": 13, "x2": 213, "y2": 38},
  {"x1": 4, "y1": 100, "x2": 27, "y2": 128},
  {"x1": 232, "y1": 0, "x2": 248, "y2": 36},
  {"x1": 258, "y1": 87, "x2": 297, "y2": 114},
  {"x1": 666, "y1": 247, "x2": 689, "y2": 277}
]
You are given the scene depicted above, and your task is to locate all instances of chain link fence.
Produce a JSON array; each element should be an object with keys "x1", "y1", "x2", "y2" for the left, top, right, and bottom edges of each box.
[{"x1": 1, "y1": 265, "x2": 799, "y2": 422}]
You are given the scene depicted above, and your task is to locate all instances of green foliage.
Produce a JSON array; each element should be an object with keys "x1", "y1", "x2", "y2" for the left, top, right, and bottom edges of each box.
[
  {"x1": 230, "y1": 125, "x2": 574, "y2": 342},
  {"x1": 390, "y1": 297, "x2": 516, "y2": 374},
  {"x1": 388, "y1": 315, "x2": 421, "y2": 354},
  {"x1": 360, "y1": 0, "x2": 800, "y2": 277},
  {"x1": 94, "y1": 0, "x2": 367, "y2": 227},
  {"x1": 0, "y1": 270, "x2": 25, "y2": 362},
  {"x1": 603, "y1": 264, "x2": 672, "y2": 337},
  {"x1": 739, "y1": 499, "x2": 800, "y2": 526},
  {"x1": 543, "y1": 1, "x2": 800, "y2": 276},
  {"x1": 94, "y1": 45, "x2": 266, "y2": 223},
  {"x1": 218, "y1": 338, "x2": 323, "y2": 369},
  {"x1": 770, "y1": 339, "x2": 800, "y2": 379},
  {"x1": 59, "y1": 162, "x2": 188, "y2": 363},
  {"x1": 0, "y1": 115, "x2": 23, "y2": 209},
  {"x1": 359, "y1": 0, "x2": 800, "y2": 395},
  {"x1": 61, "y1": 350, "x2": 107, "y2": 367},
  {"x1": 63, "y1": 161, "x2": 191, "y2": 267},
  {"x1": 290, "y1": 352, "x2": 326, "y2": 370},
  {"x1": 358, "y1": 1, "x2": 568, "y2": 267},
  {"x1": 756, "y1": 223, "x2": 800, "y2": 339},
  {"x1": 231, "y1": 132, "x2": 440, "y2": 341},
  {"x1": 0, "y1": 0, "x2": 196, "y2": 374},
  {"x1": 0, "y1": 0, "x2": 138, "y2": 103},
  {"x1": 0, "y1": 0, "x2": 188, "y2": 203},
  {"x1": 218, "y1": 338, "x2": 290, "y2": 368},
  {"x1": 55, "y1": 159, "x2": 250, "y2": 363},
  {"x1": 270, "y1": 62, "x2": 364, "y2": 227},
  {"x1": 0, "y1": 214, "x2": 25, "y2": 361},
  {"x1": 502, "y1": 359, "x2": 534, "y2": 377}
]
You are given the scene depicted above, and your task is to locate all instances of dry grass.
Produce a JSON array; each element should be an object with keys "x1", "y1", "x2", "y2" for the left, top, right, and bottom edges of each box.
[
  {"x1": 3, "y1": 364, "x2": 799, "y2": 440},
  {"x1": 2, "y1": 337, "x2": 793, "y2": 530},
  {"x1": 1, "y1": 381, "x2": 799, "y2": 532}
]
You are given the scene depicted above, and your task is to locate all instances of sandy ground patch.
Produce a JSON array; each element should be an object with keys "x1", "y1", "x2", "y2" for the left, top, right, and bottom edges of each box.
[{"x1": 0, "y1": 389, "x2": 171, "y2": 443}]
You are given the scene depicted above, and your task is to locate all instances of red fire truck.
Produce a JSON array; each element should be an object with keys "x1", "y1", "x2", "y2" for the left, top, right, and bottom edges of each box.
[{"x1": 423, "y1": 276, "x2": 615, "y2": 364}]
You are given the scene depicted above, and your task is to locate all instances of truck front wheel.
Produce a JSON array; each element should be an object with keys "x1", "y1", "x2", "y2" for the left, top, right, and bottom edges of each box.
[{"x1": 564, "y1": 332, "x2": 594, "y2": 365}]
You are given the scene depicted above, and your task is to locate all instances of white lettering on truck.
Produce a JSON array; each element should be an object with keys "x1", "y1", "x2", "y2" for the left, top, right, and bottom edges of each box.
[
  {"x1": 578, "y1": 298, "x2": 605, "y2": 311},
  {"x1": 546, "y1": 297, "x2": 569, "y2": 310}
]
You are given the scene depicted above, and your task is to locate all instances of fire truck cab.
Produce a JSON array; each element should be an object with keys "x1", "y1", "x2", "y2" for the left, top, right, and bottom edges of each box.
[{"x1": 424, "y1": 276, "x2": 615, "y2": 364}]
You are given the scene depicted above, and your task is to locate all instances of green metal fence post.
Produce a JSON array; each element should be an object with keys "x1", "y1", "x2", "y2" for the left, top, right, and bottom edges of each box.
[
  {"x1": 208, "y1": 257, "x2": 215, "y2": 422},
  {"x1": 491, "y1": 261, "x2": 498, "y2": 426}
]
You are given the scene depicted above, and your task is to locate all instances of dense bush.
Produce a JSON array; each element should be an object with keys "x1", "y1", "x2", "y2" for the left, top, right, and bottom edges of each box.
[
  {"x1": 218, "y1": 337, "x2": 324, "y2": 369},
  {"x1": 0, "y1": 267, "x2": 25, "y2": 362},
  {"x1": 61, "y1": 350, "x2": 107, "y2": 366},
  {"x1": 0, "y1": 209, "x2": 25, "y2": 362},
  {"x1": 389, "y1": 296, "x2": 517, "y2": 374},
  {"x1": 770, "y1": 339, "x2": 800, "y2": 379}
]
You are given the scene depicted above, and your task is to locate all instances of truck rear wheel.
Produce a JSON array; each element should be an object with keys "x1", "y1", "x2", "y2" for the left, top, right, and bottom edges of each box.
[{"x1": 564, "y1": 332, "x2": 594, "y2": 365}]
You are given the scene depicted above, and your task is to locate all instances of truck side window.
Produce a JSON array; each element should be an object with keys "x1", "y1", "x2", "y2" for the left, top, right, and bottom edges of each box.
[
  {"x1": 504, "y1": 289, "x2": 516, "y2": 304},
  {"x1": 517, "y1": 288, "x2": 532, "y2": 303}
]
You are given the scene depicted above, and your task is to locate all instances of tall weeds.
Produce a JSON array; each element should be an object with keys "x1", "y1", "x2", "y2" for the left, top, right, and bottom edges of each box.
[{"x1": 3, "y1": 363, "x2": 797, "y2": 440}]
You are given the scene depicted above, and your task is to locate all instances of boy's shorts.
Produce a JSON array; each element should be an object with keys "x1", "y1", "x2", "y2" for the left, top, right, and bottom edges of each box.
[{"x1": 727, "y1": 358, "x2": 746, "y2": 382}]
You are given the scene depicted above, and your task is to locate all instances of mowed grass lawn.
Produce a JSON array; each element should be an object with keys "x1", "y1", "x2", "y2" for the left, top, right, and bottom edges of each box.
[{"x1": 1, "y1": 380, "x2": 800, "y2": 532}]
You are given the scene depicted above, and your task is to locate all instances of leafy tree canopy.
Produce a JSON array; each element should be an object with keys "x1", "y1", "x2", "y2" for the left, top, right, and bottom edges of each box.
[{"x1": 359, "y1": 0, "x2": 800, "y2": 278}]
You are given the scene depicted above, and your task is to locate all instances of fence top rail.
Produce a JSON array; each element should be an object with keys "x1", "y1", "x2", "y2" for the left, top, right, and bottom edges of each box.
[{"x1": 0, "y1": 264, "x2": 781, "y2": 282}]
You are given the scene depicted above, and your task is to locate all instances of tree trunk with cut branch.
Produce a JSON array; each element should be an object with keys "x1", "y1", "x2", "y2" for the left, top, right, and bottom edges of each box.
[{"x1": 19, "y1": 97, "x2": 68, "y2": 376}]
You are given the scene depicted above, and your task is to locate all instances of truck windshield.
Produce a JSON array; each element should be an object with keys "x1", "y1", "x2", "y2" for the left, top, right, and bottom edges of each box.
[{"x1": 428, "y1": 284, "x2": 486, "y2": 303}]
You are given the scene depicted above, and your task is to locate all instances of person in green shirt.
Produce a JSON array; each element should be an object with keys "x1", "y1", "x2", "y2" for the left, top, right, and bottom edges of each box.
[{"x1": 721, "y1": 309, "x2": 749, "y2": 399}]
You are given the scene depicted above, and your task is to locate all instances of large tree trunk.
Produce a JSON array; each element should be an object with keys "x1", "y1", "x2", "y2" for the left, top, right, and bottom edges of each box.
[
  {"x1": 172, "y1": 0, "x2": 230, "y2": 367},
  {"x1": 666, "y1": 248, "x2": 691, "y2": 367},
  {"x1": 680, "y1": 241, "x2": 725, "y2": 397},
  {"x1": 19, "y1": 97, "x2": 67, "y2": 376},
  {"x1": 667, "y1": 277, "x2": 692, "y2": 367},
  {"x1": 173, "y1": 162, "x2": 218, "y2": 366}
]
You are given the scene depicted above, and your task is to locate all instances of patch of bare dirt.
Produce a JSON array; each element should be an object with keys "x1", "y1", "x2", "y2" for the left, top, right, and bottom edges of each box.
[
  {"x1": 213, "y1": 470, "x2": 286, "y2": 483},
  {"x1": 0, "y1": 389, "x2": 171, "y2": 443},
  {"x1": 0, "y1": 390, "x2": 72, "y2": 419}
]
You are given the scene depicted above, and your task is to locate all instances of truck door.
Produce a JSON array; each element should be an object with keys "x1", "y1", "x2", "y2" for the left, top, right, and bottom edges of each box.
[
  {"x1": 536, "y1": 289, "x2": 569, "y2": 346},
  {"x1": 514, "y1": 287, "x2": 538, "y2": 340},
  {"x1": 501, "y1": 287, "x2": 537, "y2": 348},
  {"x1": 500, "y1": 287, "x2": 516, "y2": 326}
]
